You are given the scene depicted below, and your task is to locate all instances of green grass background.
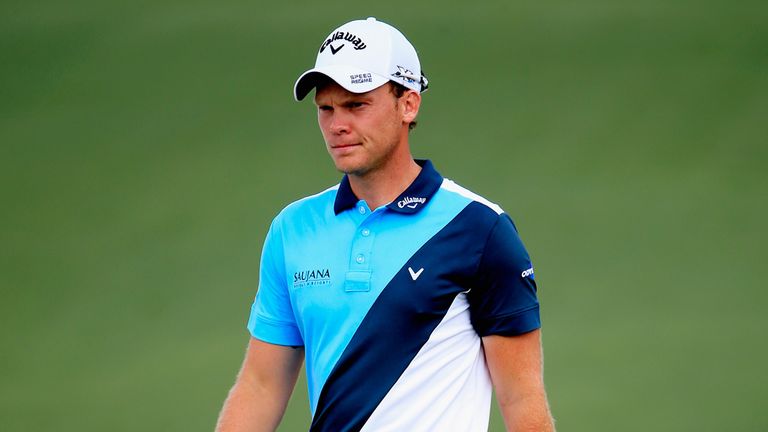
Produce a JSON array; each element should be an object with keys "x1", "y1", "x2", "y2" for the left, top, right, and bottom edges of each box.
[{"x1": 1, "y1": 0, "x2": 766, "y2": 430}]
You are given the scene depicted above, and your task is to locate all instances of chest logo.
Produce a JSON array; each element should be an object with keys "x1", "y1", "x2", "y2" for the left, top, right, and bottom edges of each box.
[
  {"x1": 408, "y1": 267, "x2": 424, "y2": 281},
  {"x1": 293, "y1": 268, "x2": 331, "y2": 288}
]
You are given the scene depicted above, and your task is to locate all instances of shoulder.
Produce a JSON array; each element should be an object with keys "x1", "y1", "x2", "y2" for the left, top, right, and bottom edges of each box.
[
  {"x1": 272, "y1": 183, "x2": 340, "y2": 227},
  {"x1": 438, "y1": 178, "x2": 505, "y2": 216},
  {"x1": 427, "y1": 178, "x2": 521, "y2": 247}
]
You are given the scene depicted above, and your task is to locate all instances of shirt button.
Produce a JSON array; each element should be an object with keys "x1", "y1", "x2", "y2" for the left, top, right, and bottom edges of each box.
[
  {"x1": 358, "y1": 206, "x2": 366, "y2": 215},
  {"x1": 355, "y1": 254, "x2": 365, "y2": 264},
  {"x1": 361, "y1": 228, "x2": 371, "y2": 237}
]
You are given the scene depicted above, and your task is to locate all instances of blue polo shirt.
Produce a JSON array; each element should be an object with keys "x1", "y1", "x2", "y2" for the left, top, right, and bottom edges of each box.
[{"x1": 248, "y1": 160, "x2": 540, "y2": 432}]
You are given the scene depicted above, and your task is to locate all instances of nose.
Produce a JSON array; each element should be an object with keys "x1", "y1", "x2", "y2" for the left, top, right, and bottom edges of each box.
[{"x1": 328, "y1": 110, "x2": 350, "y2": 135}]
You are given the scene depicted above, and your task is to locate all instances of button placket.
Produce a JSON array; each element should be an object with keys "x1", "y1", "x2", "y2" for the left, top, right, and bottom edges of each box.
[
  {"x1": 349, "y1": 212, "x2": 379, "y2": 271},
  {"x1": 344, "y1": 209, "x2": 380, "y2": 293}
]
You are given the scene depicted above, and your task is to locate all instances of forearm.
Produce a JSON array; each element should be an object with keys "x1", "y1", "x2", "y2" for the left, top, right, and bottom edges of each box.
[
  {"x1": 215, "y1": 378, "x2": 287, "y2": 432},
  {"x1": 498, "y1": 391, "x2": 555, "y2": 432},
  {"x1": 216, "y1": 339, "x2": 304, "y2": 432},
  {"x1": 483, "y1": 331, "x2": 555, "y2": 432}
]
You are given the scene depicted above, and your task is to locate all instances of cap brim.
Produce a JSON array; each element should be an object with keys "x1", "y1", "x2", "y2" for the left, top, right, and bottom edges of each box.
[{"x1": 293, "y1": 65, "x2": 390, "y2": 101}]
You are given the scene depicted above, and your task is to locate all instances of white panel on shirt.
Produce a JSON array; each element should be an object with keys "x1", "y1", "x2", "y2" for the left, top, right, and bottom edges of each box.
[
  {"x1": 440, "y1": 179, "x2": 504, "y2": 215},
  {"x1": 361, "y1": 293, "x2": 493, "y2": 432}
]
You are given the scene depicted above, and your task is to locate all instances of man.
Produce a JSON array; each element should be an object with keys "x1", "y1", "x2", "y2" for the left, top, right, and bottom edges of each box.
[{"x1": 216, "y1": 17, "x2": 555, "y2": 432}]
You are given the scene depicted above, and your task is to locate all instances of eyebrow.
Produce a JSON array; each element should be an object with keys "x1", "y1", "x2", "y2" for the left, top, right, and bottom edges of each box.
[{"x1": 315, "y1": 95, "x2": 372, "y2": 107}]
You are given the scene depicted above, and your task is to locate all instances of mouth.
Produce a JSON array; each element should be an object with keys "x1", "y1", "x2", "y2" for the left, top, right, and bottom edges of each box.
[
  {"x1": 330, "y1": 142, "x2": 361, "y2": 149},
  {"x1": 329, "y1": 142, "x2": 362, "y2": 155}
]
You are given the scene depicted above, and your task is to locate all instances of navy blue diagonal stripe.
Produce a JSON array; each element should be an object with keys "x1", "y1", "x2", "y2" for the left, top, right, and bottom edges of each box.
[{"x1": 309, "y1": 202, "x2": 499, "y2": 432}]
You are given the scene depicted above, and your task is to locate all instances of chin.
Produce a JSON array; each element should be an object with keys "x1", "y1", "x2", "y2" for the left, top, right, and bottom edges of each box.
[
  {"x1": 331, "y1": 156, "x2": 367, "y2": 176},
  {"x1": 336, "y1": 163, "x2": 366, "y2": 176}
]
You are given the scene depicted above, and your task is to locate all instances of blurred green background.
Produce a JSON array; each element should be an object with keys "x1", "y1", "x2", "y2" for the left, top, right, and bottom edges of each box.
[{"x1": 2, "y1": 0, "x2": 766, "y2": 430}]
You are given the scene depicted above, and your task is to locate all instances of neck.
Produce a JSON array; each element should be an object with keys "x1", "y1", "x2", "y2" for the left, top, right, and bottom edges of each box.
[{"x1": 348, "y1": 156, "x2": 422, "y2": 210}]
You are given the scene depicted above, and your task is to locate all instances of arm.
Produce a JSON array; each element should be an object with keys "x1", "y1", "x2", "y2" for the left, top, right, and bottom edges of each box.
[
  {"x1": 215, "y1": 337, "x2": 305, "y2": 432},
  {"x1": 483, "y1": 329, "x2": 555, "y2": 432}
]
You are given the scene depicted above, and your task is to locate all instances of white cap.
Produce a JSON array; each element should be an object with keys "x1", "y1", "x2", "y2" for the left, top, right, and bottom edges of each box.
[{"x1": 293, "y1": 17, "x2": 428, "y2": 101}]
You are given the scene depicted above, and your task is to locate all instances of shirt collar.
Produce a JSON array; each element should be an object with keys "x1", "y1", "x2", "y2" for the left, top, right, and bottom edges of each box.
[{"x1": 334, "y1": 159, "x2": 444, "y2": 215}]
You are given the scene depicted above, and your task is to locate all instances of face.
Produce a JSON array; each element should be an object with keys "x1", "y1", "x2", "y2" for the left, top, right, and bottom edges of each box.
[{"x1": 314, "y1": 82, "x2": 416, "y2": 177}]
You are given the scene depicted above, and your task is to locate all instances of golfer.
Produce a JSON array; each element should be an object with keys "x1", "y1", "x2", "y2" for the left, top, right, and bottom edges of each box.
[{"x1": 216, "y1": 17, "x2": 555, "y2": 432}]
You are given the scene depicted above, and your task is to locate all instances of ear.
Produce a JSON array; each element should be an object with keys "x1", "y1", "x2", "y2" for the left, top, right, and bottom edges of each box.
[{"x1": 401, "y1": 90, "x2": 421, "y2": 125}]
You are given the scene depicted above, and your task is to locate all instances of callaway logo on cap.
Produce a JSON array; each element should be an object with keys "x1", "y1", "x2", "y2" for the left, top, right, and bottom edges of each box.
[{"x1": 293, "y1": 17, "x2": 429, "y2": 101}]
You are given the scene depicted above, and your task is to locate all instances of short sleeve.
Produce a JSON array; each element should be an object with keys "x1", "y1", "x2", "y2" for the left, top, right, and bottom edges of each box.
[
  {"x1": 246, "y1": 218, "x2": 304, "y2": 346},
  {"x1": 468, "y1": 213, "x2": 541, "y2": 336}
]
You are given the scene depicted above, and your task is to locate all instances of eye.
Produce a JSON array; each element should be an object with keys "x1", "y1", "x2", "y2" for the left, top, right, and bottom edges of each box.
[
  {"x1": 318, "y1": 105, "x2": 333, "y2": 112},
  {"x1": 345, "y1": 101, "x2": 367, "y2": 109}
]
